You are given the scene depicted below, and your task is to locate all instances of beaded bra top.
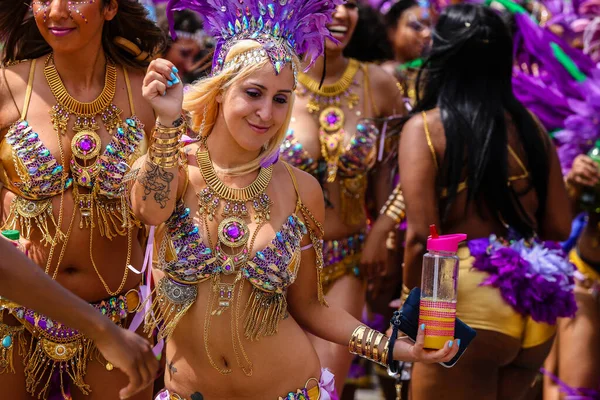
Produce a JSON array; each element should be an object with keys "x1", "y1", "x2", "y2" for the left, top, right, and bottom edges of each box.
[
  {"x1": 0, "y1": 61, "x2": 147, "y2": 201},
  {"x1": 280, "y1": 121, "x2": 379, "y2": 184},
  {"x1": 162, "y1": 200, "x2": 307, "y2": 293}
]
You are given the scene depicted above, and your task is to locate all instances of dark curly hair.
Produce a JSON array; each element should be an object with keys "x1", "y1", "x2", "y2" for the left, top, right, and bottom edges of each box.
[{"x1": 0, "y1": 0, "x2": 165, "y2": 69}]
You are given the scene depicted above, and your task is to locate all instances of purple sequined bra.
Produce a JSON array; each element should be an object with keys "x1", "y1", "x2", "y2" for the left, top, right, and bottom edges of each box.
[
  {"x1": 0, "y1": 117, "x2": 145, "y2": 200},
  {"x1": 467, "y1": 232, "x2": 578, "y2": 325},
  {"x1": 280, "y1": 122, "x2": 379, "y2": 183},
  {"x1": 162, "y1": 201, "x2": 308, "y2": 293}
]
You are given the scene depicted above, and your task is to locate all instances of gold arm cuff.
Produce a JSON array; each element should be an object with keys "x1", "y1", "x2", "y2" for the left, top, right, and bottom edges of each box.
[{"x1": 365, "y1": 329, "x2": 376, "y2": 359}]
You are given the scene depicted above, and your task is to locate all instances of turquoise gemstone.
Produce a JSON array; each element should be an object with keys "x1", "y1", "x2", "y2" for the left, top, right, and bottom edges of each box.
[
  {"x1": 51, "y1": 165, "x2": 63, "y2": 175},
  {"x1": 267, "y1": 3, "x2": 275, "y2": 18},
  {"x1": 126, "y1": 119, "x2": 136, "y2": 128},
  {"x1": 2, "y1": 335, "x2": 12, "y2": 348}
]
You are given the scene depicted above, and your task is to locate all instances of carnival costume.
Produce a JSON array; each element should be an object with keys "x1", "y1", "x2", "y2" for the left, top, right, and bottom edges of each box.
[
  {"x1": 0, "y1": 56, "x2": 146, "y2": 399},
  {"x1": 279, "y1": 56, "x2": 382, "y2": 291},
  {"x1": 142, "y1": 1, "x2": 392, "y2": 399}
]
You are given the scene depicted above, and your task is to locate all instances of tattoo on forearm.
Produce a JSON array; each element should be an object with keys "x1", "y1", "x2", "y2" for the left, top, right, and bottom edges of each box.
[{"x1": 139, "y1": 160, "x2": 174, "y2": 208}]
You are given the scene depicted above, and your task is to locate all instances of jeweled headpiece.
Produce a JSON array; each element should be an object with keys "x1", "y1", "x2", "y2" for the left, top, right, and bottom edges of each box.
[{"x1": 166, "y1": 0, "x2": 343, "y2": 79}]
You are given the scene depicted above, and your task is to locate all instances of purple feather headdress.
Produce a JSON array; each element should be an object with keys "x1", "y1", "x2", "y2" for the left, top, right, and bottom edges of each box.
[{"x1": 166, "y1": 0, "x2": 343, "y2": 78}]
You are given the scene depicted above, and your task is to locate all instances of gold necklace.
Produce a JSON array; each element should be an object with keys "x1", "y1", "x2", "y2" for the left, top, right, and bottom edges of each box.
[
  {"x1": 298, "y1": 59, "x2": 364, "y2": 183},
  {"x1": 297, "y1": 58, "x2": 361, "y2": 114},
  {"x1": 197, "y1": 148, "x2": 272, "y2": 377},
  {"x1": 44, "y1": 53, "x2": 122, "y2": 189}
]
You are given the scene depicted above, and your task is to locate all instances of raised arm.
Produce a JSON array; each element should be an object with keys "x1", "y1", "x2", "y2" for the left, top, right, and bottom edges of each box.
[
  {"x1": 286, "y1": 169, "x2": 457, "y2": 365},
  {"x1": 131, "y1": 59, "x2": 185, "y2": 226}
]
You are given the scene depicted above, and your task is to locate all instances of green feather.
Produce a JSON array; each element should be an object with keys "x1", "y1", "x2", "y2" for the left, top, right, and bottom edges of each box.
[{"x1": 550, "y1": 42, "x2": 587, "y2": 82}]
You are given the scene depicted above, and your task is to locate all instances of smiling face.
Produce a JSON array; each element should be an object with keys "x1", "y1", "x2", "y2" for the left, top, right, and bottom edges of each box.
[
  {"x1": 389, "y1": 5, "x2": 431, "y2": 62},
  {"x1": 325, "y1": 0, "x2": 359, "y2": 52},
  {"x1": 32, "y1": 0, "x2": 117, "y2": 54},
  {"x1": 218, "y1": 62, "x2": 295, "y2": 153}
]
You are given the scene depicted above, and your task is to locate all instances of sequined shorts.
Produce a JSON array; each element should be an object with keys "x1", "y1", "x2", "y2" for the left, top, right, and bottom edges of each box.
[
  {"x1": 155, "y1": 368, "x2": 337, "y2": 400},
  {"x1": 321, "y1": 232, "x2": 366, "y2": 292}
]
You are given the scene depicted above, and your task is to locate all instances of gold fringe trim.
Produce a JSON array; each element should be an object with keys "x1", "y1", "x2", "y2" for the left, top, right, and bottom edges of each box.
[
  {"x1": 299, "y1": 204, "x2": 328, "y2": 307},
  {"x1": 142, "y1": 278, "x2": 198, "y2": 342},
  {"x1": 0, "y1": 323, "x2": 26, "y2": 374},
  {"x1": 243, "y1": 289, "x2": 287, "y2": 341},
  {"x1": 24, "y1": 337, "x2": 94, "y2": 399},
  {"x1": 2, "y1": 196, "x2": 63, "y2": 246},
  {"x1": 340, "y1": 175, "x2": 367, "y2": 227}
]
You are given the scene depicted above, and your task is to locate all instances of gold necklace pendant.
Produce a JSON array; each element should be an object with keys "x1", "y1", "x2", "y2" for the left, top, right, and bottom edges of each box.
[
  {"x1": 196, "y1": 149, "x2": 273, "y2": 224},
  {"x1": 298, "y1": 58, "x2": 361, "y2": 114},
  {"x1": 44, "y1": 53, "x2": 122, "y2": 189},
  {"x1": 318, "y1": 106, "x2": 346, "y2": 183}
]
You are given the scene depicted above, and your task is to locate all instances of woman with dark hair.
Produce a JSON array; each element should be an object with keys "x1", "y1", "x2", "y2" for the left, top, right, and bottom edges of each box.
[
  {"x1": 280, "y1": 0, "x2": 406, "y2": 395},
  {"x1": 399, "y1": 4, "x2": 575, "y2": 399},
  {"x1": 0, "y1": 0, "x2": 165, "y2": 398},
  {"x1": 381, "y1": 0, "x2": 431, "y2": 108},
  {"x1": 155, "y1": 4, "x2": 210, "y2": 83}
]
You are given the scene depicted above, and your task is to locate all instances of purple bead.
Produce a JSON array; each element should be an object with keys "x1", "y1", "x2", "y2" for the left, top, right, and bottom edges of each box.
[
  {"x1": 326, "y1": 111, "x2": 338, "y2": 126},
  {"x1": 226, "y1": 223, "x2": 241, "y2": 240},
  {"x1": 79, "y1": 137, "x2": 94, "y2": 153}
]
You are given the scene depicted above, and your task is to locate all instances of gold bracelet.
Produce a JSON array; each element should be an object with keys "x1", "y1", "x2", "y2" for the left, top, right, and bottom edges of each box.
[
  {"x1": 149, "y1": 154, "x2": 179, "y2": 169},
  {"x1": 153, "y1": 136, "x2": 181, "y2": 146},
  {"x1": 349, "y1": 325, "x2": 367, "y2": 355},
  {"x1": 153, "y1": 122, "x2": 186, "y2": 135},
  {"x1": 380, "y1": 340, "x2": 390, "y2": 366},
  {"x1": 150, "y1": 146, "x2": 180, "y2": 156},
  {"x1": 365, "y1": 329, "x2": 376, "y2": 359},
  {"x1": 372, "y1": 331, "x2": 384, "y2": 361}
]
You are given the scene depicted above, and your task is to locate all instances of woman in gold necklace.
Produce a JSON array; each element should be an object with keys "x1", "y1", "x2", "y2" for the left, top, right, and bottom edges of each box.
[
  {"x1": 131, "y1": 0, "x2": 457, "y2": 399},
  {"x1": 0, "y1": 0, "x2": 164, "y2": 398},
  {"x1": 280, "y1": 0, "x2": 406, "y2": 395}
]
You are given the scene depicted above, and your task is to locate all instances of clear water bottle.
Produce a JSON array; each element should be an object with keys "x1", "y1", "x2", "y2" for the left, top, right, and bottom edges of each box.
[
  {"x1": 419, "y1": 225, "x2": 467, "y2": 349},
  {"x1": 1, "y1": 230, "x2": 26, "y2": 254}
]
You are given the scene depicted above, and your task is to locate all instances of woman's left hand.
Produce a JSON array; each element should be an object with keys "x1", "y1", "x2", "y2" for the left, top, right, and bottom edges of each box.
[
  {"x1": 394, "y1": 323, "x2": 460, "y2": 364},
  {"x1": 360, "y1": 219, "x2": 392, "y2": 279}
]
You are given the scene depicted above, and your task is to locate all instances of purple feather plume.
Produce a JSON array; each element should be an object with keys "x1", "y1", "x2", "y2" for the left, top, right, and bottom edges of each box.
[
  {"x1": 167, "y1": 0, "x2": 343, "y2": 73},
  {"x1": 468, "y1": 234, "x2": 577, "y2": 325}
]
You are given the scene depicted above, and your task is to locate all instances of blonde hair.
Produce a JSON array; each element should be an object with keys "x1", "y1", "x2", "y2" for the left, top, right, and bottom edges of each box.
[{"x1": 183, "y1": 40, "x2": 299, "y2": 175}]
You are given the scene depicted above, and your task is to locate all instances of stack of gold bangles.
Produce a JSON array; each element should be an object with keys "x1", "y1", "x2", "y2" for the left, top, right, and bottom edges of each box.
[
  {"x1": 149, "y1": 119, "x2": 187, "y2": 168},
  {"x1": 381, "y1": 184, "x2": 406, "y2": 225},
  {"x1": 349, "y1": 325, "x2": 390, "y2": 367}
]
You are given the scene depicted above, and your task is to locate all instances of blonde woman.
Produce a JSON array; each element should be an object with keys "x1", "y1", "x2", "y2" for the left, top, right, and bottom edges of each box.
[{"x1": 131, "y1": 0, "x2": 459, "y2": 399}]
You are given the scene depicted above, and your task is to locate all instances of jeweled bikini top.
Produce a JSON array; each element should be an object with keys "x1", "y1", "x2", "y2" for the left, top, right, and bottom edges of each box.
[
  {"x1": 0, "y1": 60, "x2": 147, "y2": 201},
  {"x1": 280, "y1": 121, "x2": 379, "y2": 183},
  {"x1": 162, "y1": 199, "x2": 308, "y2": 294}
]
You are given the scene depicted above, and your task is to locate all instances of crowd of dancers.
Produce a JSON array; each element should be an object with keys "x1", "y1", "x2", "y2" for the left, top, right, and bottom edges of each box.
[{"x1": 0, "y1": 0, "x2": 598, "y2": 399}]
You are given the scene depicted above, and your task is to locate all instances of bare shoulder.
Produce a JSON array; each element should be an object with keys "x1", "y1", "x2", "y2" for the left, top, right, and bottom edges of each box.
[
  {"x1": 364, "y1": 62, "x2": 402, "y2": 116},
  {"x1": 276, "y1": 162, "x2": 325, "y2": 224},
  {"x1": 0, "y1": 60, "x2": 33, "y2": 130},
  {"x1": 366, "y1": 62, "x2": 397, "y2": 87},
  {"x1": 401, "y1": 109, "x2": 444, "y2": 154},
  {"x1": 123, "y1": 67, "x2": 155, "y2": 130}
]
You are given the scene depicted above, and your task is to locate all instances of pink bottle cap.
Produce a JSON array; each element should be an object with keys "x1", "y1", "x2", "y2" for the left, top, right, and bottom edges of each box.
[{"x1": 426, "y1": 225, "x2": 467, "y2": 253}]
